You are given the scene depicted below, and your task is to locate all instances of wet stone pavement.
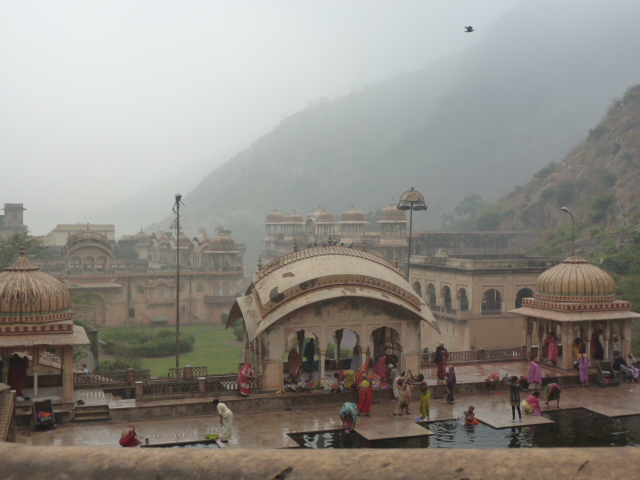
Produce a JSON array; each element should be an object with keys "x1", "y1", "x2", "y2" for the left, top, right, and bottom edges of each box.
[{"x1": 15, "y1": 361, "x2": 640, "y2": 449}]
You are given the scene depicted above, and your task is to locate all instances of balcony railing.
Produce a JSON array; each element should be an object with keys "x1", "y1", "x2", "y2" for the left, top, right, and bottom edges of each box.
[{"x1": 421, "y1": 346, "x2": 524, "y2": 365}]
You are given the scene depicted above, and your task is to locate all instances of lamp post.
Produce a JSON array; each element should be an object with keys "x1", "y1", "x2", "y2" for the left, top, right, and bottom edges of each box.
[
  {"x1": 561, "y1": 206, "x2": 575, "y2": 256},
  {"x1": 173, "y1": 193, "x2": 185, "y2": 368},
  {"x1": 397, "y1": 187, "x2": 427, "y2": 280}
]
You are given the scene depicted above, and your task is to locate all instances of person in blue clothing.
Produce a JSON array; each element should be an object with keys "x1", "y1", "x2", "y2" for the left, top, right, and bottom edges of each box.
[{"x1": 304, "y1": 338, "x2": 316, "y2": 373}]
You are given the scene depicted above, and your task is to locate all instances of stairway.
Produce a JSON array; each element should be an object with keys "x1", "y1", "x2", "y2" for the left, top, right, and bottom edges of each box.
[
  {"x1": 595, "y1": 361, "x2": 620, "y2": 388},
  {"x1": 74, "y1": 404, "x2": 111, "y2": 422}
]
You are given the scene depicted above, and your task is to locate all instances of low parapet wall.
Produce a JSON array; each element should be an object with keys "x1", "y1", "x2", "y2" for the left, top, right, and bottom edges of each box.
[{"x1": 0, "y1": 442, "x2": 632, "y2": 480}]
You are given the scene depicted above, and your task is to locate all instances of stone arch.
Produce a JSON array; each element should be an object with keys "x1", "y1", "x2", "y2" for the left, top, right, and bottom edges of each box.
[
  {"x1": 458, "y1": 287, "x2": 469, "y2": 311},
  {"x1": 96, "y1": 255, "x2": 107, "y2": 269},
  {"x1": 482, "y1": 288, "x2": 503, "y2": 315},
  {"x1": 83, "y1": 256, "x2": 94, "y2": 268},
  {"x1": 412, "y1": 281, "x2": 422, "y2": 299},
  {"x1": 426, "y1": 283, "x2": 437, "y2": 308},
  {"x1": 222, "y1": 281, "x2": 230, "y2": 296},
  {"x1": 212, "y1": 281, "x2": 221, "y2": 296},
  {"x1": 370, "y1": 326, "x2": 401, "y2": 367},
  {"x1": 71, "y1": 256, "x2": 81, "y2": 268},
  {"x1": 515, "y1": 287, "x2": 534, "y2": 309},
  {"x1": 441, "y1": 285, "x2": 453, "y2": 311},
  {"x1": 331, "y1": 328, "x2": 361, "y2": 370}
]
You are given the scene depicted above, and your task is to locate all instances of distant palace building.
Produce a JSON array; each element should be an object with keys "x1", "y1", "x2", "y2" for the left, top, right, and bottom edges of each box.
[
  {"x1": 37, "y1": 225, "x2": 247, "y2": 328},
  {"x1": 0, "y1": 204, "x2": 28, "y2": 238}
]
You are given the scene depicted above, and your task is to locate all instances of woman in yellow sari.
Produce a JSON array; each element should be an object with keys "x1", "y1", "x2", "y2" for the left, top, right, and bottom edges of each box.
[{"x1": 343, "y1": 369, "x2": 356, "y2": 389}]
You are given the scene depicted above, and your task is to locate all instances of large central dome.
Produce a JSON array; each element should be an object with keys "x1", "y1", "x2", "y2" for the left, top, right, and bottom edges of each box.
[{"x1": 535, "y1": 256, "x2": 616, "y2": 301}]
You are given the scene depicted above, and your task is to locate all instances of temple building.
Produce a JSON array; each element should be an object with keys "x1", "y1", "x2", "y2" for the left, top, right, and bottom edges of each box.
[
  {"x1": 227, "y1": 245, "x2": 439, "y2": 390},
  {"x1": 408, "y1": 252, "x2": 561, "y2": 352},
  {"x1": 0, "y1": 249, "x2": 89, "y2": 405},
  {"x1": 0, "y1": 204, "x2": 28, "y2": 238},
  {"x1": 37, "y1": 226, "x2": 248, "y2": 327},
  {"x1": 262, "y1": 203, "x2": 410, "y2": 265},
  {"x1": 511, "y1": 255, "x2": 640, "y2": 368}
]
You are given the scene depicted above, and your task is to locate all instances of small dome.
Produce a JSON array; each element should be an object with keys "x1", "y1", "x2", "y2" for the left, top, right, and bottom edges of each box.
[
  {"x1": 215, "y1": 224, "x2": 225, "y2": 231},
  {"x1": 178, "y1": 232, "x2": 191, "y2": 246},
  {"x1": 380, "y1": 203, "x2": 406, "y2": 221},
  {"x1": 285, "y1": 210, "x2": 304, "y2": 223},
  {"x1": 67, "y1": 231, "x2": 112, "y2": 252},
  {"x1": 133, "y1": 229, "x2": 151, "y2": 243},
  {"x1": 266, "y1": 210, "x2": 285, "y2": 223},
  {"x1": 536, "y1": 256, "x2": 616, "y2": 301},
  {"x1": 211, "y1": 233, "x2": 236, "y2": 250},
  {"x1": 0, "y1": 251, "x2": 72, "y2": 325},
  {"x1": 317, "y1": 210, "x2": 335, "y2": 223},
  {"x1": 341, "y1": 207, "x2": 366, "y2": 222}
]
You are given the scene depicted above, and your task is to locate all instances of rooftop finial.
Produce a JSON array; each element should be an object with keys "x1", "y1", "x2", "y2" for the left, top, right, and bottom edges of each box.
[{"x1": 19, "y1": 246, "x2": 25, "y2": 257}]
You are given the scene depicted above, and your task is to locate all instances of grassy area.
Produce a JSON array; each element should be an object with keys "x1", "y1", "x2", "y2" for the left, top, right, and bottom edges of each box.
[{"x1": 103, "y1": 324, "x2": 243, "y2": 377}]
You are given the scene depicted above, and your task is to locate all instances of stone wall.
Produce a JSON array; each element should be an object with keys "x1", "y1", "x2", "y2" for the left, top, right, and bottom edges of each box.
[
  {"x1": 413, "y1": 231, "x2": 541, "y2": 256},
  {"x1": 0, "y1": 442, "x2": 630, "y2": 479}
]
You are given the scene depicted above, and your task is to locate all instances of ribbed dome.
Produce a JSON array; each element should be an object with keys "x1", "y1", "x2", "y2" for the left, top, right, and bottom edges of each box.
[
  {"x1": 341, "y1": 207, "x2": 366, "y2": 222},
  {"x1": 133, "y1": 229, "x2": 151, "y2": 243},
  {"x1": 536, "y1": 256, "x2": 616, "y2": 301},
  {"x1": 266, "y1": 210, "x2": 285, "y2": 223},
  {"x1": 317, "y1": 210, "x2": 335, "y2": 223},
  {"x1": 211, "y1": 233, "x2": 236, "y2": 250},
  {"x1": 285, "y1": 210, "x2": 304, "y2": 223},
  {"x1": 0, "y1": 251, "x2": 72, "y2": 325},
  {"x1": 380, "y1": 203, "x2": 406, "y2": 221}
]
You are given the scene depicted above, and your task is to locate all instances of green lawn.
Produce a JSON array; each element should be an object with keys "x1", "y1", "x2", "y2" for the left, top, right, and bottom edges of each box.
[{"x1": 115, "y1": 324, "x2": 243, "y2": 377}]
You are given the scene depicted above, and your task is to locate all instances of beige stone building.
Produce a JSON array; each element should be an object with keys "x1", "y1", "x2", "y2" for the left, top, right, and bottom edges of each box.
[
  {"x1": 0, "y1": 204, "x2": 28, "y2": 238},
  {"x1": 40, "y1": 224, "x2": 116, "y2": 247},
  {"x1": 38, "y1": 227, "x2": 247, "y2": 327},
  {"x1": 409, "y1": 253, "x2": 561, "y2": 353},
  {"x1": 228, "y1": 245, "x2": 439, "y2": 389}
]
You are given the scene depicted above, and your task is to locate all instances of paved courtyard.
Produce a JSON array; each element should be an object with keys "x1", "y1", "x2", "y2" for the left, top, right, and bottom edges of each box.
[{"x1": 16, "y1": 370, "x2": 640, "y2": 449}]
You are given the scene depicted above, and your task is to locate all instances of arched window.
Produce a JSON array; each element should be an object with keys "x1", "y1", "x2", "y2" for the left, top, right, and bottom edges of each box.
[
  {"x1": 71, "y1": 256, "x2": 81, "y2": 268},
  {"x1": 222, "y1": 281, "x2": 230, "y2": 296},
  {"x1": 196, "y1": 283, "x2": 204, "y2": 293},
  {"x1": 212, "y1": 281, "x2": 221, "y2": 296},
  {"x1": 426, "y1": 283, "x2": 437, "y2": 308},
  {"x1": 136, "y1": 285, "x2": 145, "y2": 294},
  {"x1": 458, "y1": 288, "x2": 469, "y2": 311},
  {"x1": 515, "y1": 288, "x2": 534, "y2": 309},
  {"x1": 442, "y1": 285, "x2": 453, "y2": 311},
  {"x1": 83, "y1": 256, "x2": 94, "y2": 268},
  {"x1": 96, "y1": 256, "x2": 107, "y2": 269},
  {"x1": 412, "y1": 281, "x2": 422, "y2": 298},
  {"x1": 482, "y1": 288, "x2": 503, "y2": 315},
  {"x1": 158, "y1": 286, "x2": 166, "y2": 298}
]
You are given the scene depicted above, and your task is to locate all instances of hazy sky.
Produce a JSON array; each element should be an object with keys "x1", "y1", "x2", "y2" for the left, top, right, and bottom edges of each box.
[{"x1": 0, "y1": 0, "x2": 518, "y2": 235}]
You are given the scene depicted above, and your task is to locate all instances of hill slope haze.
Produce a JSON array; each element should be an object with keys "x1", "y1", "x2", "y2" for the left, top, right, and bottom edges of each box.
[{"x1": 150, "y1": 0, "x2": 640, "y2": 260}]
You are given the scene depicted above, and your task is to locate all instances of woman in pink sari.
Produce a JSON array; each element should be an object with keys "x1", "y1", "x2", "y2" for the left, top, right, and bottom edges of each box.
[
  {"x1": 522, "y1": 391, "x2": 542, "y2": 416},
  {"x1": 578, "y1": 352, "x2": 590, "y2": 387},
  {"x1": 237, "y1": 363, "x2": 255, "y2": 397},
  {"x1": 374, "y1": 354, "x2": 388, "y2": 380},
  {"x1": 528, "y1": 357, "x2": 542, "y2": 390},
  {"x1": 544, "y1": 333, "x2": 559, "y2": 366}
]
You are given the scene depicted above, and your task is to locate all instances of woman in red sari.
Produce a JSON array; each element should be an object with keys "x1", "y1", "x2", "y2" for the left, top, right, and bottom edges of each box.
[
  {"x1": 357, "y1": 379, "x2": 373, "y2": 416},
  {"x1": 237, "y1": 363, "x2": 255, "y2": 397},
  {"x1": 119, "y1": 426, "x2": 142, "y2": 447}
]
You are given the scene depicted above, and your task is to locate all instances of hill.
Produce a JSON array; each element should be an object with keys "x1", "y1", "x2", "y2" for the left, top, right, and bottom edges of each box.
[
  {"x1": 148, "y1": 1, "x2": 640, "y2": 262},
  {"x1": 483, "y1": 84, "x2": 640, "y2": 255}
]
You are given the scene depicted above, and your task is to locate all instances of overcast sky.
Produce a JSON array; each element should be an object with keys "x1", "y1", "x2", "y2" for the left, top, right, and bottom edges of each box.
[{"x1": 0, "y1": 0, "x2": 518, "y2": 235}]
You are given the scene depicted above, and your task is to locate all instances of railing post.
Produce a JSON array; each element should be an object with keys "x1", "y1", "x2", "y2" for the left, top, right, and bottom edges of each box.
[
  {"x1": 135, "y1": 381, "x2": 144, "y2": 402},
  {"x1": 126, "y1": 368, "x2": 135, "y2": 384},
  {"x1": 478, "y1": 349, "x2": 485, "y2": 361},
  {"x1": 184, "y1": 365, "x2": 193, "y2": 380},
  {"x1": 198, "y1": 377, "x2": 206, "y2": 394},
  {"x1": 519, "y1": 345, "x2": 526, "y2": 359}
]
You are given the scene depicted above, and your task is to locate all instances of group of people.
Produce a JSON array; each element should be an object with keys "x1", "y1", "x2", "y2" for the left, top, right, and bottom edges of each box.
[{"x1": 506, "y1": 357, "x2": 563, "y2": 422}]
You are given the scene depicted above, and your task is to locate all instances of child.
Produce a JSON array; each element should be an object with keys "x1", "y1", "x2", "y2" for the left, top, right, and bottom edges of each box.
[{"x1": 464, "y1": 406, "x2": 479, "y2": 425}]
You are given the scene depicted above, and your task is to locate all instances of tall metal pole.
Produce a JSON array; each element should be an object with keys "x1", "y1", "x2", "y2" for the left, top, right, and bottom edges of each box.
[
  {"x1": 173, "y1": 194, "x2": 183, "y2": 368},
  {"x1": 406, "y1": 207, "x2": 414, "y2": 280}
]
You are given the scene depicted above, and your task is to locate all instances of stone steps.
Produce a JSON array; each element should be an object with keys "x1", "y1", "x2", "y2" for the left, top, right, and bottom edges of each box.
[{"x1": 75, "y1": 405, "x2": 111, "y2": 422}]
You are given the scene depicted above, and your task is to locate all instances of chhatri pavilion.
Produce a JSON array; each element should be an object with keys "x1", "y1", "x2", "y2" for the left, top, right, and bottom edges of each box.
[
  {"x1": 0, "y1": 249, "x2": 89, "y2": 404},
  {"x1": 227, "y1": 245, "x2": 440, "y2": 390},
  {"x1": 511, "y1": 255, "x2": 640, "y2": 369}
]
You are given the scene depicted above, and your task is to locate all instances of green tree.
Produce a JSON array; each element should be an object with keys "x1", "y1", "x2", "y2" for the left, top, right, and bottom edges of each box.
[{"x1": 0, "y1": 232, "x2": 47, "y2": 270}]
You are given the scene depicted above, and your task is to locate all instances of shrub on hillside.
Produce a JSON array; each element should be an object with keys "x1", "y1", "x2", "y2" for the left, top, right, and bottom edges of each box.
[{"x1": 100, "y1": 328, "x2": 195, "y2": 358}]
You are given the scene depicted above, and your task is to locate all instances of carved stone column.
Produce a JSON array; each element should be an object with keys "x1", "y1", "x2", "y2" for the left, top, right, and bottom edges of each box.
[
  {"x1": 62, "y1": 345, "x2": 74, "y2": 403},
  {"x1": 525, "y1": 318, "x2": 534, "y2": 359},
  {"x1": 319, "y1": 349, "x2": 326, "y2": 386},
  {"x1": 335, "y1": 329, "x2": 343, "y2": 369}
]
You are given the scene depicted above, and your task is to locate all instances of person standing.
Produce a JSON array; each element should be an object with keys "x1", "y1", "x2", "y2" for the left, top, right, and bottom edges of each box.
[
  {"x1": 506, "y1": 376, "x2": 527, "y2": 422},
  {"x1": 412, "y1": 374, "x2": 431, "y2": 421},
  {"x1": 394, "y1": 374, "x2": 411, "y2": 415},
  {"x1": 528, "y1": 357, "x2": 542, "y2": 390},
  {"x1": 288, "y1": 347, "x2": 302, "y2": 380},
  {"x1": 357, "y1": 379, "x2": 373, "y2": 416},
  {"x1": 435, "y1": 343, "x2": 448, "y2": 380},
  {"x1": 351, "y1": 344, "x2": 361, "y2": 371},
  {"x1": 303, "y1": 339, "x2": 316, "y2": 373},
  {"x1": 444, "y1": 366, "x2": 456, "y2": 404},
  {"x1": 577, "y1": 352, "x2": 590, "y2": 387},
  {"x1": 543, "y1": 333, "x2": 559, "y2": 366},
  {"x1": 237, "y1": 363, "x2": 255, "y2": 397},
  {"x1": 591, "y1": 329, "x2": 604, "y2": 361},
  {"x1": 213, "y1": 399, "x2": 234, "y2": 442}
]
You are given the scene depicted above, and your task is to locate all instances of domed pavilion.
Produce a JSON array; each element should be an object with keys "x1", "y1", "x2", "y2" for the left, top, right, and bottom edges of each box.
[
  {"x1": 0, "y1": 249, "x2": 89, "y2": 403},
  {"x1": 511, "y1": 255, "x2": 640, "y2": 369}
]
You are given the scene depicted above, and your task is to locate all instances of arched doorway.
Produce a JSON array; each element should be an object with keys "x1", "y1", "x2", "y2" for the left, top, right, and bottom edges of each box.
[
  {"x1": 458, "y1": 288, "x2": 469, "y2": 311},
  {"x1": 515, "y1": 288, "x2": 534, "y2": 309},
  {"x1": 331, "y1": 328, "x2": 361, "y2": 370},
  {"x1": 442, "y1": 285, "x2": 453, "y2": 311},
  {"x1": 370, "y1": 326, "x2": 401, "y2": 373},
  {"x1": 482, "y1": 288, "x2": 502, "y2": 315},
  {"x1": 412, "y1": 281, "x2": 422, "y2": 299},
  {"x1": 426, "y1": 283, "x2": 437, "y2": 308}
]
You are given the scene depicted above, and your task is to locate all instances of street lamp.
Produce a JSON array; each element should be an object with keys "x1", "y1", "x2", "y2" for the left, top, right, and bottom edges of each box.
[
  {"x1": 561, "y1": 206, "x2": 575, "y2": 256},
  {"x1": 173, "y1": 193, "x2": 185, "y2": 368},
  {"x1": 398, "y1": 187, "x2": 427, "y2": 280}
]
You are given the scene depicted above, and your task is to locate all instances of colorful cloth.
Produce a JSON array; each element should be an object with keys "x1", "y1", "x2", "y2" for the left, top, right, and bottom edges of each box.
[
  {"x1": 545, "y1": 383, "x2": 562, "y2": 401},
  {"x1": 445, "y1": 369, "x2": 456, "y2": 403},
  {"x1": 528, "y1": 361, "x2": 542, "y2": 384},
  {"x1": 340, "y1": 402, "x2": 358, "y2": 428},
  {"x1": 119, "y1": 432, "x2": 141, "y2": 447},
  {"x1": 420, "y1": 390, "x2": 431, "y2": 420},
  {"x1": 374, "y1": 355, "x2": 388, "y2": 379},
  {"x1": 578, "y1": 356, "x2": 590, "y2": 383},
  {"x1": 288, "y1": 350, "x2": 302, "y2": 379},
  {"x1": 238, "y1": 363, "x2": 255, "y2": 397},
  {"x1": 435, "y1": 347, "x2": 448, "y2": 379},
  {"x1": 547, "y1": 339, "x2": 559, "y2": 362},
  {"x1": 358, "y1": 380, "x2": 373, "y2": 414},
  {"x1": 343, "y1": 370, "x2": 356, "y2": 389},
  {"x1": 524, "y1": 394, "x2": 542, "y2": 416}
]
